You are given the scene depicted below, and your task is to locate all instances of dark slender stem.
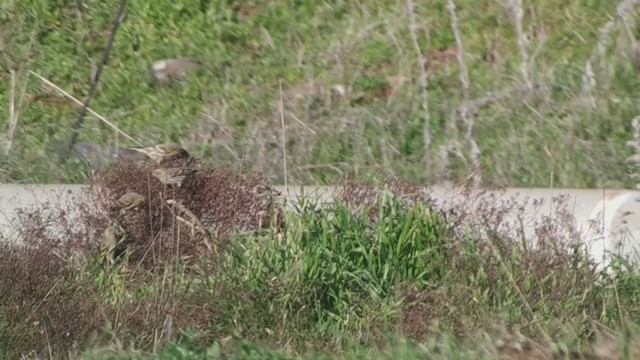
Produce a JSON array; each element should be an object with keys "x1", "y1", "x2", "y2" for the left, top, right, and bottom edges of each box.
[{"x1": 67, "y1": 0, "x2": 128, "y2": 153}]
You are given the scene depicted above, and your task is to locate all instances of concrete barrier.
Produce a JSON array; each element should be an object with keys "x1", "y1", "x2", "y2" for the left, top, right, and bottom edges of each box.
[
  {"x1": 1, "y1": 184, "x2": 639, "y2": 268},
  {"x1": 0, "y1": 184, "x2": 86, "y2": 242}
]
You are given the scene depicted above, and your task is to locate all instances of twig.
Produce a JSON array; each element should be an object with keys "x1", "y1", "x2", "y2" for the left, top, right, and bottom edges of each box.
[
  {"x1": 582, "y1": 0, "x2": 640, "y2": 96},
  {"x1": 582, "y1": 56, "x2": 597, "y2": 109},
  {"x1": 287, "y1": 112, "x2": 318, "y2": 135},
  {"x1": 42, "y1": 316, "x2": 54, "y2": 360},
  {"x1": 29, "y1": 71, "x2": 139, "y2": 144},
  {"x1": 447, "y1": 0, "x2": 470, "y2": 108},
  {"x1": 484, "y1": 226, "x2": 554, "y2": 345},
  {"x1": 509, "y1": 0, "x2": 533, "y2": 93},
  {"x1": 406, "y1": 0, "x2": 432, "y2": 167},
  {"x1": 67, "y1": 0, "x2": 128, "y2": 152},
  {"x1": 2, "y1": 30, "x2": 38, "y2": 156},
  {"x1": 5, "y1": 71, "x2": 16, "y2": 155},
  {"x1": 278, "y1": 79, "x2": 288, "y2": 188},
  {"x1": 4, "y1": 69, "x2": 29, "y2": 156},
  {"x1": 297, "y1": 163, "x2": 346, "y2": 175},
  {"x1": 447, "y1": 0, "x2": 481, "y2": 187},
  {"x1": 625, "y1": 116, "x2": 640, "y2": 189},
  {"x1": 441, "y1": 85, "x2": 530, "y2": 120},
  {"x1": 200, "y1": 112, "x2": 241, "y2": 162},
  {"x1": 165, "y1": 199, "x2": 215, "y2": 256}
]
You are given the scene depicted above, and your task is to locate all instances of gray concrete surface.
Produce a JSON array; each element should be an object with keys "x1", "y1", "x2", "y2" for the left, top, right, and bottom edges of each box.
[
  {"x1": 1, "y1": 184, "x2": 639, "y2": 268},
  {"x1": 0, "y1": 184, "x2": 88, "y2": 242}
]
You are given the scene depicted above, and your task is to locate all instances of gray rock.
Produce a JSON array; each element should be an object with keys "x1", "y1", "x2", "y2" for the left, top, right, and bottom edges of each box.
[{"x1": 151, "y1": 58, "x2": 204, "y2": 85}]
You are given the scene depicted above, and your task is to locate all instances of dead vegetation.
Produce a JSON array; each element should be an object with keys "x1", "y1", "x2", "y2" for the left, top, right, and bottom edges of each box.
[
  {"x1": 88, "y1": 158, "x2": 284, "y2": 268},
  {"x1": 0, "y1": 158, "x2": 285, "y2": 356},
  {"x1": 0, "y1": 169, "x2": 638, "y2": 358}
]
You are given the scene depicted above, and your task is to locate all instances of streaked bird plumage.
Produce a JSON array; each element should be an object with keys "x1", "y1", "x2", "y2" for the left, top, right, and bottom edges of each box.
[
  {"x1": 99, "y1": 221, "x2": 126, "y2": 267},
  {"x1": 111, "y1": 192, "x2": 146, "y2": 212},
  {"x1": 152, "y1": 166, "x2": 197, "y2": 187},
  {"x1": 129, "y1": 144, "x2": 191, "y2": 163}
]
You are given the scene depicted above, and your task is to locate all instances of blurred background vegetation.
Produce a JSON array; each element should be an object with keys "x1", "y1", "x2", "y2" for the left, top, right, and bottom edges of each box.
[{"x1": 2, "y1": 0, "x2": 640, "y2": 187}]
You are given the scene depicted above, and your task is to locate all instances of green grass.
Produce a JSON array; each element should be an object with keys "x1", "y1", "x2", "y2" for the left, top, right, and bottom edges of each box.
[
  {"x1": 80, "y1": 336, "x2": 494, "y2": 360},
  {"x1": 77, "y1": 335, "x2": 533, "y2": 359},
  {"x1": 1, "y1": 0, "x2": 640, "y2": 187}
]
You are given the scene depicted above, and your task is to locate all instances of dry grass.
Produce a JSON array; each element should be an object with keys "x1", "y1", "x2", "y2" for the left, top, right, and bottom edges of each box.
[
  {"x1": 0, "y1": 157, "x2": 284, "y2": 357},
  {"x1": 87, "y1": 157, "x2": 284, "y2": 269},
  {"x1": 2, "y1": 1, "x2": 639, "y2": 189}
]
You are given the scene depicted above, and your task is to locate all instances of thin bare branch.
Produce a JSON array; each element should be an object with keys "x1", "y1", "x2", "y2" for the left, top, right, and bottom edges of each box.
[
  {"x1": 278, "y1": 79, "x2": 288, "y2": 188},
  {"x1": 165, "y1": 199, "x2": 215, "y2": 256},
  {"x1": 4, "y1": 71, "x2": 16, "y2": 156},
  {"x1": 1, "y1": 29, "x2": 38, "y2": 156},
  {"x1": 287, "y1": 112, "x2": 318, "y2": 135},
  {"x1": 447, "y1": 0, "x2": 481, "y2": 187},
  {"x1": 406, "y1": 0, "x2": 432, "y2": 167},
  {"x1": 509, "y1": 0, "x2": 533, "y2": 93},
  {"x1": 582, "y1": 0, "x2": 640, "y2": 96},
  {"x1": 67, "y1": 0, "x2": 128, "y2": 152},
  {"x1": 625, "y1": 116, "x2": 640, "y2": 189},
  {"x1": 29, "y1": 71, "x2": 139, "y2": 145}
]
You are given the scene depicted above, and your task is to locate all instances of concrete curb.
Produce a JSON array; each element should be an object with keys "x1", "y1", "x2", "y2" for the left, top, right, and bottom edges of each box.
[{"x1": 1, "y1": 184, "x2": 639, "y2": 268}]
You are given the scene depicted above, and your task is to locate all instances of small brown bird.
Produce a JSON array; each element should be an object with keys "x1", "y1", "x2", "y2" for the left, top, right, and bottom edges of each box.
[
  {"x1": 111, "y1": 192, "x2": 146, "y2": 212},
  {"x1": 129, "y1": 144, "x2": 191, "y2": 164},
  {"x1": 99, "y1": 221, "x2": 126, "y2": 267},
  {"x1": 152, "y1": 166, "x2": 197, "y2": 187}
]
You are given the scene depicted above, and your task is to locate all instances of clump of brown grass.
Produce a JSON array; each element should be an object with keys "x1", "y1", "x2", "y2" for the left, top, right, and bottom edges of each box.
[
  {"x1": 0, "y1": 235, "x2": 102, "y2": 357},
  {"x1": 87, "y1": 158, "x2": 283, "y2": 269},
  {"x1": 0, "y1": 158, "x2": 284, "y2": 357}
]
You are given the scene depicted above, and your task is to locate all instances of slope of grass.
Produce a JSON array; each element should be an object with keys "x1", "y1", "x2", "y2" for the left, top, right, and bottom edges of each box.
[{"x1": 1, "y1": 0, "x2": 640, "y2": 187}]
